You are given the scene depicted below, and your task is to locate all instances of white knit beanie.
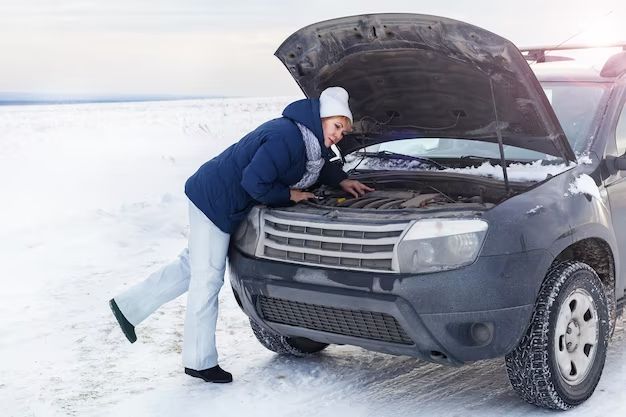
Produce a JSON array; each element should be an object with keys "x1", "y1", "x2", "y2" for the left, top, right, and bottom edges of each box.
[{"x1": 319, "y1": 86, "x2": 353, "y2": 123}]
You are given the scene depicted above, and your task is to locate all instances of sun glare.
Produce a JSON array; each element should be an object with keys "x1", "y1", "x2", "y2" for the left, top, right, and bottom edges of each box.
[
  {"x1": 550, "y1": 11, "x2": 625, "y2": 69},
  {"x1": 571, "y1": 11, "x2": 624, "y2": 47},
  {"x1": 576, "y1": 23, "x2": 621, "y2": 46}
]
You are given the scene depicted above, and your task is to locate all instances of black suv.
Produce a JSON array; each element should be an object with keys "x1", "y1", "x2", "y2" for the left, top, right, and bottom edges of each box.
[{"x1": 228, "y1": 13, "x2": 626, "y2": 410}]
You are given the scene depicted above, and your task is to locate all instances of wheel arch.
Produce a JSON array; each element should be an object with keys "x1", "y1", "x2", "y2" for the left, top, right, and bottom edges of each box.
[{"x1": 552, "y1": 237, "x2": 617, "y2": 333}]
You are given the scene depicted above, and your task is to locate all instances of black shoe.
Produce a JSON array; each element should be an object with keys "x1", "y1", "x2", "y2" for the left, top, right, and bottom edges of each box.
[
  {"x1": 109, "y1": 298, "x2": 137, "y2": 343},
  {"x1": 185, "y1": 366, "x2": 233, "y2": 383}
]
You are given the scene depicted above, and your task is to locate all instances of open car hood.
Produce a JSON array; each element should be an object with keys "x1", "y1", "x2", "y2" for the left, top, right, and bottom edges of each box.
[{"x1": 275, "y1": 13, "x2": 577, "y2": 162}]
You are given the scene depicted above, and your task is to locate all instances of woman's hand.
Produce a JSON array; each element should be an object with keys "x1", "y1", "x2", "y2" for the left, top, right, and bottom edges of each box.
[
  {"x1": 339, "y1": 179, "x2": 375, "y2": 198},
  {"x1": 290, "y1": 189, "x2": 315, "y2": 203}
]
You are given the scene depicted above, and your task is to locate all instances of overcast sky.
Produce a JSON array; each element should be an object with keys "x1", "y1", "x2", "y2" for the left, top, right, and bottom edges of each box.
[{"x1": 1, "y1": 0, "x2": 624, "y2": 97}]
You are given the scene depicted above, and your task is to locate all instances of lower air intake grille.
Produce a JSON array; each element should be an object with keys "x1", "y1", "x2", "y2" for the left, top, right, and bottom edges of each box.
[{"x1": 257, "y1": 296, "x2": 413, "y2": 345}]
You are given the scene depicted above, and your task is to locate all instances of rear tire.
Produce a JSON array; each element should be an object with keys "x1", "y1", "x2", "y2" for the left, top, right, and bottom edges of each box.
[
  {"x1": 505, "y1": 261, "x2": 609, "y2": 410},
  {"x1": 249, "y1": 319, "x2": 329, "y2": 356}
]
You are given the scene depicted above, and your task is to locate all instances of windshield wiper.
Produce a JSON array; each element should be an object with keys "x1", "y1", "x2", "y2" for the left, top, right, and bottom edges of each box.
[
  {"x1": 459, "y1": 155, "x2": 533, "y2": 164},
  {"x1": 355, "y1": 151, "x2": 448, "y2": 169}
]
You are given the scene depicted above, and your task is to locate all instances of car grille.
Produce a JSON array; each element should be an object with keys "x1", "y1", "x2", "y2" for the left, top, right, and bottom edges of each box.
[
  {"x1": 257, "y1": 296, "x2": 414, "y2": 345},
  {"x1": 258, "y1": 213, "x2": 407, "y2": 272}
]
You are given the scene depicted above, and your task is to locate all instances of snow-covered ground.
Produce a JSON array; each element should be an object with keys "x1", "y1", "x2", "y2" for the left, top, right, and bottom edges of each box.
[{"x1": 1, "y1": 98, "x2": 625, "y2": 417}]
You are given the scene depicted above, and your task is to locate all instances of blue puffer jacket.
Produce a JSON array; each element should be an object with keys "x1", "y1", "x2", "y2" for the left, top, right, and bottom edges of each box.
[{"x1": 184, "y1": 98, "x2": 348, "y2": 234}]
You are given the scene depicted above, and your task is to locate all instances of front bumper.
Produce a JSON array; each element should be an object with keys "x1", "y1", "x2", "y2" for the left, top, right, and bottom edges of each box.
[{"x1": 228, "y1": 247, "x2": 552, "y2": 365}]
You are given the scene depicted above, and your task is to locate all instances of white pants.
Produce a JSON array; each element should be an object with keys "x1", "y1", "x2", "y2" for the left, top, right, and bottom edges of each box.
[{"x1": 115, "y1": 199, "x2": 231, "y2": 370}]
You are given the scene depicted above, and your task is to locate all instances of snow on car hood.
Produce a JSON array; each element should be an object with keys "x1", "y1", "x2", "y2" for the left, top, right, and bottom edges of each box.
[
  {"x1": 343, "y1": 157, "x2": 578, "y2": 182},
  {"x1": 275, "y1": 13, "x2": 576, "y2": 162}
]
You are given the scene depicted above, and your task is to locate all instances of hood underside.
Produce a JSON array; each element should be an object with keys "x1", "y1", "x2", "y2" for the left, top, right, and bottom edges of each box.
[{"x1": 275, "y1": 13, "x2": 576, "y2": 162}]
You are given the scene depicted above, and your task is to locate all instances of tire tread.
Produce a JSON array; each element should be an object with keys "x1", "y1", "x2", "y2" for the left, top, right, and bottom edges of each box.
[
  {"x1": 505, "y1": 261, "x2": 608, "y2": 410},
  {"x1": 249, "y1": 319, "x2": 328, "y2": 356}
]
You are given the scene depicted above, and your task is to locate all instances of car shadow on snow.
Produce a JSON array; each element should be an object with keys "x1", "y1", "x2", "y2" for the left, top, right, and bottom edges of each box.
[
  {"x1": 260, "y1": 348, "x2": 529, "y2": 414},
  {"x1": 251, "y1": 315, "x2": 626, "y2": 416}
]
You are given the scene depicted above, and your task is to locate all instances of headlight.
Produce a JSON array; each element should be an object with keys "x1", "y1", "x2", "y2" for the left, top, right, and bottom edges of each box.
[
  {"x1": 232, "y1": 206, "x2": 261, "y2": 256},
  {"x1": 397, "y1": 219, "x2": 488, "y2": 273}
]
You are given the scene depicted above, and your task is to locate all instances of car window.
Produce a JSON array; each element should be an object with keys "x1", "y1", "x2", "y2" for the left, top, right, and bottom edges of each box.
[
  {"x1": 543, "y1": 83, "x2": 607, "y2": 153},
  {"x1": 616, "y1": 101, "x2": 626, "y2": 155}
]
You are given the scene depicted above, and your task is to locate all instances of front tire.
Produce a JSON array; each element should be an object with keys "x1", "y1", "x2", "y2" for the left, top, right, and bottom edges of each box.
[
  {"x1": 505, "y1": 261, "x2": 609, "y2": 410},
  {"x1": 249, "y1": 319, "x2": 329, "y2": 356}
]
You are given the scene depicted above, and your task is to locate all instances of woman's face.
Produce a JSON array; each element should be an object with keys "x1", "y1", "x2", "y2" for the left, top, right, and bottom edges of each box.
[{"x1": 321, "y1": 116, "x2": 352, "y2": 148}]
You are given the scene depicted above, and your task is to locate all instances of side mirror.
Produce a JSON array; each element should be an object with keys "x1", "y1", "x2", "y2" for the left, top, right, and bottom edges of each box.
[{"x1": 611, "y1": 154, "x2": 626, "y2": 171}]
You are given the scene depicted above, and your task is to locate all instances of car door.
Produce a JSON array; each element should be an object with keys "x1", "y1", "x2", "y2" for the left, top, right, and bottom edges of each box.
[{"x1": 604, "y1": 85, "x2": 626, "y2": 299}]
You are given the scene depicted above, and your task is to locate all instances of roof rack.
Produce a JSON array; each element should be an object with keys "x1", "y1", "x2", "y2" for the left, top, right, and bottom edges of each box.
[{"x1": 519, "y1": 43, "x2": 626, "y2": 63}]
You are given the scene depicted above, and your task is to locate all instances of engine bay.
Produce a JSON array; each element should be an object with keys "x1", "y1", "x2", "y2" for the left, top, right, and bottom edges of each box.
[
  {"x1": 305, "y1": 173, "x2": 519, "y2": 210},
  {"x1": 311, "y1": 189, "x2": 496, "y2": 209}
]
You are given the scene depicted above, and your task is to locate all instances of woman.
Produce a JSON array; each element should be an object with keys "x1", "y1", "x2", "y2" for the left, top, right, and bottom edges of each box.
[{"x1": 109, "y1": 86, "x2": 373, "y2": 383}]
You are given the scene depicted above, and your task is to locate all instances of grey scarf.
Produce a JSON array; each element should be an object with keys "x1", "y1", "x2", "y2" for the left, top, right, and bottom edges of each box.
[{"x1": 291, "y1": 122, "x2": 325, "y2": 189}]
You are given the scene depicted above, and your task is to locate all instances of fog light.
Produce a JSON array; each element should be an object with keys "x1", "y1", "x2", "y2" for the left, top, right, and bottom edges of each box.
[{"x1": 470, "y1": 322, "x2": 493, "y2": 345}]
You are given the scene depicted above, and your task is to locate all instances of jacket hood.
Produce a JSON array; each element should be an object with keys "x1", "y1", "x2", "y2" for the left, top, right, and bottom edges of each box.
[
  {"x1": 282, "y1": 98, "x2": 329, "y2": 156},
  {"x1": 275, "y1": 13, "x2": 576, "y2": 162}
]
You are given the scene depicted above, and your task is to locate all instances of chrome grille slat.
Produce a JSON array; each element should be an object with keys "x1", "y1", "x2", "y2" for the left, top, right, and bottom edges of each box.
[
  {"x1": 264, "y1": 233, "x2": 395, "y2": 253},
  {"x1": 258, "y1": 212, "x2": 409, "y2": 272},
  {"x1": 264, "y1": 225, "x2": 399, "y2": 245},
  {"x1": 264, "y1": 214, "x2": 406, "y2": 232},
  {"x1": 263, "y1": 240, "x2": 393, "y2": 259}
]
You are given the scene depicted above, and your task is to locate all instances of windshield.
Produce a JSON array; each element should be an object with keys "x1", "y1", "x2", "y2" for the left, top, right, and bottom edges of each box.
[{"x1": 344, "y1": 82, "x2": 608, "y2": 168}]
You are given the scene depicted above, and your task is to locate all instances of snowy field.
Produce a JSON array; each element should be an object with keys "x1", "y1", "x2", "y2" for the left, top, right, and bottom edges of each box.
[{"x1": 1, "y1": 97, "x2": 626, "y2": 417}]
